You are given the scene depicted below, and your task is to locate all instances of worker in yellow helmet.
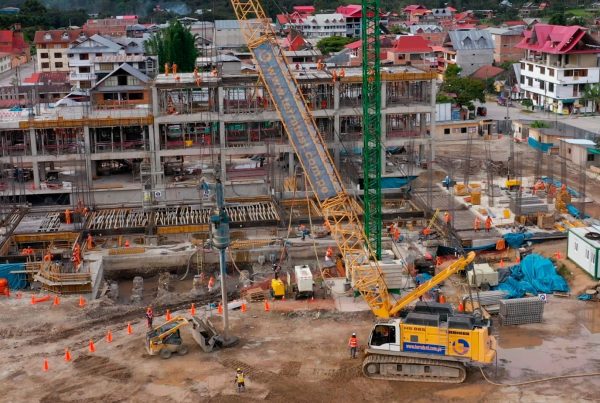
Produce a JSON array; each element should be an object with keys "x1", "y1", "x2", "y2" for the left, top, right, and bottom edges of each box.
[{"x1": 234, "y1": 368, "x2": 245, "y2": 392}]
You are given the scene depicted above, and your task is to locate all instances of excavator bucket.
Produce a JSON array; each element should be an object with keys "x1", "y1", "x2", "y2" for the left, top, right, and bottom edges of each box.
[{"x1": 189, "y1": 315, "x2": 238, "y2": 352}]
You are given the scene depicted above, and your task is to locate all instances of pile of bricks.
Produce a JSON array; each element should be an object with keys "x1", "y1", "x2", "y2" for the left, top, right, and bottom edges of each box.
[{"x1": 499, "y1": 297, "x2": 545, "y2": 326}]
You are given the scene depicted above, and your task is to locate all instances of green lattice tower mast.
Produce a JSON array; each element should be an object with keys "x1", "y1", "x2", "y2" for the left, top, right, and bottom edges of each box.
[{"x1": 361, "y1": 0, "x2": 382, "y2": 259}]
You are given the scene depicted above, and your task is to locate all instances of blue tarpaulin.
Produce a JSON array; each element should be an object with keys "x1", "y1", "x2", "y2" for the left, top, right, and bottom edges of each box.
[
  {"x1": 541, "y1": 177, "x2": 580, "y2": 198},
  {"x1": 0, "y1": 263, "x2": 27, "y2": 290},
  {"x1": 503, "y1": 232, "x2": 533, "y2": 249},
  {"x1": 493, "y1": 254, "x2": 569, "y2": 298},
  {"x1": 528, "y1": 137, "x2": 553, "y2": 153},
  {"x1": 567, "y1": 204, "x2": 590, "y2": 219}
]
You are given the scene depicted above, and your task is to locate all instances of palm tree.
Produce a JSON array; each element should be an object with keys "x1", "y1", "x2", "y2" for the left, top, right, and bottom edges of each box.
[{"x1": 581, "y1": 83, "x2": 600, "y2": 114}]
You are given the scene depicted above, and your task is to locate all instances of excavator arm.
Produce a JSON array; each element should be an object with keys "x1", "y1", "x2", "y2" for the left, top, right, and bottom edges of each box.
[{"x1": 389, "y1": 251, "x2": 475, "y2": 316}]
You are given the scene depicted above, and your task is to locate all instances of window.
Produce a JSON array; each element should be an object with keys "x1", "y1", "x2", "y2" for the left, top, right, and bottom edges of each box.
[
  {"x1": 444, "y1": 128, "x2": 450, "y2": 135},
  {"x1": 520, "y1": 62, "x2": 525, "y2": 69},
  {"x1": 96, "y1": 53, "x2": 103, "y2": 57},
  {"x1": 40, "y1": 53, "x2": 48, "y2": 59},
  {"x1": 588, "y1": 154, "x2": 595, "y2": 162},
  {"x1": 80, "y1": 54, "x2": 89, "y2": 60},
  {"x1": 548, "y1": 68, "x2": 554, "y2": 76},
  {"x1": 548, "y1": 82, "x2": 554, "y2": 92},
  {"x1": 79, "y1": 81, "x2": 91, "y2": 89},
  {"x1": 79, "y1": 66, "x2": 90, "y2": 73},
  {"x1": 528, "y1": 64, "x2": 533, "y2": 71},
  {"x1": 53, "y1": 53, "x2": 61, "y2": 58},
  {"x1": 370, "y1": 325, "x2": 396, "y2": 346},
  {"x1": 99, "y1": 63, "x2": 113, "y2": 71},
  {"x1": 586, "y1": 249, "x2": 590, "y2": 259},
  {"x1": 564, "y1": 70, "x2": 573, "y2": 77},
  {"x1": 54, "y1": 62, "x2": 63, "y2": 68},
  {"x1": 540, "y1": 66, "x2": 545, "y2": 74},
  {"x1": 528, "y1": 78, "x2": 533, "y2": 86},
  {"x1": 520, "y1": 76, "x2": 524, "y2": 84},
  {"x1": 41, "y1": 62, "x2": 49, "y2": 69},
  {"x1": 568, "y1": 148, "x2": 571, "y2": 154},
  {"x1": 461, "y1": 127, "x2": 467, "y2": 133}
]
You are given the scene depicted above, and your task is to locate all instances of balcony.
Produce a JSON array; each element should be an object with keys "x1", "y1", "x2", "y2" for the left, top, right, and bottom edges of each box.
[
  {"x1": 69, "y1": 59, "x2": 93, "y2": 67},
  {"x1": 69, "y1": 72, "x2": 96, "y2": 81}
]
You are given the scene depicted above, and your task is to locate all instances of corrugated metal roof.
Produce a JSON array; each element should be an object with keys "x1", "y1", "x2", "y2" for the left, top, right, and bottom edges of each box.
[
  {"x1": 561, "y1": 138, "x2": 596, "y2": 146},
  {"x1": 215, "y1": 20, "x2": 240, "y2": 30},
  {"x1": 448, "y1": 29, "x2": 494, "y2": 50}
]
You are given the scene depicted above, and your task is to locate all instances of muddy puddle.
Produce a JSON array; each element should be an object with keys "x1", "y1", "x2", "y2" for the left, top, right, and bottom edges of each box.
[{"x1": 496, "y1": 302, "x2": 600, "y2": 380}]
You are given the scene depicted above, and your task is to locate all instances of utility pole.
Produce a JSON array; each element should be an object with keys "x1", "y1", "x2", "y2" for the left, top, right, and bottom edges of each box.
[{"x1": 210, "y1": 179, "x2": 232, "y2": 341}]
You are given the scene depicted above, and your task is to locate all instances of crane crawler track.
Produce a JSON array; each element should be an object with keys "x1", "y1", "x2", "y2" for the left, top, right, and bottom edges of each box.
[{"x1": 362, "y1": 354, "x2": 467, "y2": 383}]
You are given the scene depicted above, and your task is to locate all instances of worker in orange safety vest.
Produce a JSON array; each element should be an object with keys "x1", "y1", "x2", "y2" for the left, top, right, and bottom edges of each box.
[
  {"x1": 208, "y1": 276, "x2": 215, "y2": 292},
  {"x1": 21, "y1": 246, "x2": 34, "y2": 255},
  {"x1": 485, "y1": 216, "x2": 493, "y2": 232},
  {"x1": 474, "y1": 216, "x2": 481, "y2": 232},
  {"x1": 146, "y1": 306, "x2": 154, "y2": 328},
  {"x1": 44, "y1": 251, "x2": 52, "y2": 261},
  {"x1": 444, "y1": 212, "x2": 451, "y2": 226},
  {"x1": 87, "y1": 234, "x2": 94, "y2": 250},
  {"x1": 325, "y1": 247, "x2": 333, "y2": 262},
  {"x1": 348, "y1": 333, "x2": 358, "y2": 359},
  {"x1": 65, "y1": 208, "x2": 71, "y2": 225}
]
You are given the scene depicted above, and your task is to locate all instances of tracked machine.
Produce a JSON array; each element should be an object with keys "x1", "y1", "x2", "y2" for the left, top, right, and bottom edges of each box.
[{"x1": 230, "y1": 0, "x2": 496, "y2": 383}]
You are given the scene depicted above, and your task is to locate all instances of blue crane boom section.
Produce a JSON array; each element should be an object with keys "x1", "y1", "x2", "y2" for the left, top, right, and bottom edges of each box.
[{"x1": 253, "y1": 41, "x2": 341, "y2": 201}]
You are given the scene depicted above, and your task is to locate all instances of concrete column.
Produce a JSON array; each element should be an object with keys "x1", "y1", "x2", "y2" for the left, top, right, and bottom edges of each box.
[
  {"x1": 151, "y1": 86, "x2": 159, "y2": 116},
  {"x1": 333, "y1": 114, "x2": 341, "y2": 167},
  {"x1": 28, "y1": 128, "x2": 37, "y2": 156},
  {"x1": 419, "y1": 113, "x2": 426, "y2": 136},
  {"x1": 219, "y1": 120, "x2": 227, "y2": 182},
  {"x1": 83, "y1": 126, "x2": 93, "y2": 186},
  {"x1": 288, "y1": 152, "x2": 295, "y2": 177},
  {"x1": 28, "y1": 128, "x2": 40, "y2": 189},
  {"x1": 381, "y1": 81, "x2": 387, "y2": 109},
  {"x1": 429, "y1": 79, "x2": 437, "y2": 160},
  {"x1": 148, "y1": 123, "x2": 160, "y2": 179},
  {"x1": 333, "y1": 81, "x2": 340, "y2": 110},
  {"x1": 218, "y1": 86, "x2": 225, "y2": 114}
]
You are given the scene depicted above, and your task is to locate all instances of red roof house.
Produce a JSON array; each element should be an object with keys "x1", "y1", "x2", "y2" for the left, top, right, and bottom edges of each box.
[
  {"x1": 516, "y1": 24, "x2": 600, "y2": 54},
  {"x1": 293, "y1": 6, "x2": 315, "y2": 15},
  {"x1": 0, "y1": 25, "x2": 28, "y2": 54},
  {"x1": 471, "y1": 65, "x2": 504, "y2": 80}
]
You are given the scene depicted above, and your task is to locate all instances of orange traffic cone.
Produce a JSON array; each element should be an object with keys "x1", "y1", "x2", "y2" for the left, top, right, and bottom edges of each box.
[
  {"x1": 499, "y1": 259, "x2": 505, "y2": 268},
  {"x1": 241, "y1": 303, "x2": 247, "y2": 313},
  {"x1": 53, "y1": 295, "x2": 60, "y2": 306},
  {"x1": 217, "y1": 303, "x2": 223, "y2": 314},
  {"x1": 106, "y1": 329, "x2": 113, "y2": 343},
  {"x1": 190, "y1": 303, "x2": 196, "y2": 316},
  {"x1": 64, "y1": 348, "x2": 72, "y2": 362},
  {"x1": 31, "y1": 295, "x2": 35, "y2": 305},
  {"x1": 127, "y1": 322, "x2": 133, "y2": 335},
  {"x1": 555, "y1": 251, "x2": 563, "y2": 260},
  {"x1": 43, "y1": 358, "x2": 49, "y2": 372},
  {"x1": 439, "y1": 294, "x2": 447, "y2": 304},
  {"x1": 89, "y1": 339, "x2": 96, "y2": 353},
  {"x1": 264, "y1": 300, "x2": 270, "y2": 312},
  {"x1": 78, "y1": 296, "x2": 86, "y2": 307},
  {"x1": 165, "y1": 309, "x2": 172, "y2": 321},
  {"x1": 458, "y1": 302, "x2": 464, "y2": 312}
]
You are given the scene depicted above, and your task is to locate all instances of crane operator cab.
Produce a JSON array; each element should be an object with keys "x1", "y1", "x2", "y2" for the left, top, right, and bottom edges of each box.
[{"x1": 363, "y1": 302, "x2": 496, "y2": 383}]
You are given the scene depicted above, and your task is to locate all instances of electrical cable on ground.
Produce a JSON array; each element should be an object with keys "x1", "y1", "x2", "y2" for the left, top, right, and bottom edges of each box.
[{"x1": 478, "y1": 366, "x2": 600, "y2": 387}]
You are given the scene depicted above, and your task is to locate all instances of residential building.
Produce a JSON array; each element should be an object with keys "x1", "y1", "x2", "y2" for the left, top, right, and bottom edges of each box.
[
  {"x1": 68, "y1": 34, "x2": 150, "y2": 91},
  {"x1": 214, "y1": 20, "x2": 249, "y2": 49},
  {"x1": 276, "y1": 13, "x2": 346, "y2": 39},
  {"x1": 487, "y1": 26, "x2": 526, "y2": 63},
  {"x1": 516, "y1": 24, "x2": 600, "y2": 114},
  {"x1": 90, "y1": 63, "x2": 151, "y2": 110},
  {"x1": 83, "y1": 16, "x2": 139, "y2": 37},
  {"x1": 386, "y1": 36, "x2": 434, "y2": 69},
  {"x1": 0, "y1": 25, "x2": 28, "y2": 55},
  {"x1": 429, "y1": 7, "x2": 455, "y2": 21},
  {"x1": 337, "y1": 5, "x2": 363, "y2": 37},
  {"x1": 441, "y1": 29, "x2": 494, "y2": 76},
  {"x1": 453, "y1": 11, "x2": 479, "y2": 26},
  {"x1": 0, "y1": 53, "x2": 11, "y2": 73},
  {"x1": 409, "y1": 25, "x2": 445, "y2": 46},
  {"x1": 34, "y1": 29, "x2": 83, "y2": 72},
  {"x1": 403, "y1": 5, "x2": 431, "y2": 24},
  {"x1": 471, "y1": 65, "x2": 504, "y2": 80}
]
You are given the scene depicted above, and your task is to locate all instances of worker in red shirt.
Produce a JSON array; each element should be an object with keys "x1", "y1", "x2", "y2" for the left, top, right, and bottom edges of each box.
[
  {"x1": 146, "y1": 306, "x2": 154, "y2": 328},
  {"x1": 87, "y1": 234, "x2": 94, "y2": 250},
  {"x1": 348, "y1": 333, "x2": 358, "y2": 359},
  {"x1": 485, "y1": 216, "x2": 493, "y2": 232}
]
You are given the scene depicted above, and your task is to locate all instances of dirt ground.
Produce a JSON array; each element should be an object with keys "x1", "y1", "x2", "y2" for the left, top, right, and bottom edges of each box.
[{"x1": 1, "y1": 249, "x2": 600, "y2": 403}]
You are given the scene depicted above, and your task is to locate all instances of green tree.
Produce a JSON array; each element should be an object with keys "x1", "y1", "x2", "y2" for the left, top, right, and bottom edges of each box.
[
  {"x1": 440, "y1": 75, "x2": 485, "y2": 109},
  {"x1": 316, "y1": 36, "x2": 354, "y2": 55},
  {"x1": 21, "y1": 0, "x2": 47, "y2": 15},
  {"x1": 521, "y1": 99, "x2": 534, "y2": 111},
  {"x1": 444, "y1": 64, "x2": 462, "y2": 79},
  {"x1": 549, "y1": 13, "x2": 567, "y2": 25},
  {"x1": 581, "y1": 83, "x2": 600, "y2": 113},
  {"x1": 145, "y1": 20, "x2": 199, "y2": 73},
  {"x1": 567, "y1": 16, "x2": 587, "y2": 26}
]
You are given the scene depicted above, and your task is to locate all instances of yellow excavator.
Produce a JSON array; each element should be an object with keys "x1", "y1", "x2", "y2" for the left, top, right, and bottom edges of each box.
[{"x1": 231, "y1": 0, "x2": 496, "y2": 382}]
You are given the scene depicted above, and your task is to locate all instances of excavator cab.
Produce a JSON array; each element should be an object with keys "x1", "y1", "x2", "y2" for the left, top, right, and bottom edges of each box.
[{"x1": 146, "y1": 316, "x2": 189, "y2": 359}]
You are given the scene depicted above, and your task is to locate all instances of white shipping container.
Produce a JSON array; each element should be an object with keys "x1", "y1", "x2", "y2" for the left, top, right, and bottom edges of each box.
[{"x1": 567, "y1": 227, "x2": 600, "y2": 279}]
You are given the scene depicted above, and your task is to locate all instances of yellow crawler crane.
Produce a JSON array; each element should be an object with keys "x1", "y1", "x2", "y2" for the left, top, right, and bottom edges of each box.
[{"x1": 230, "y1": 0, "x2": 495, "y2": 382}]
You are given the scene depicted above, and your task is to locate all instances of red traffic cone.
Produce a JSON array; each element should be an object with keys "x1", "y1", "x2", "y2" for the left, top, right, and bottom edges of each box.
[
  {"x1": 264, "y1": 300, "x2": 270, "y2": 312},
  {"x1": 190, "y1": 303, "x2": 196, "y2": 316},
  {"x1": 106, "y1": 329, "x2": 113, "y2": 343},
  {"x1": 458, "y1": 302, "x2": 464, "y2": 312},
  {"x1": 43, "y1": 358, "x2": 49, "y2": 372},
  {"x1": 89, "y1": 339, "x2": 96, "y2": 353},
  {"x1": 165, "y1": 309, "x2": 172, "y2": 321},
  {"x1": 53, "y1": 295, "x2": 60, "y2": 306},
  {"x1": 217, "y1": 303, "x2": 223, "y2": 314},
  {"x1": 127, "y1": 322, "x2": 133, "y2": 335},
  {"x1": 78, "y1": 296, "x2": 86, "y2": 307},
  {"x1": 64, "y1": 348, "x2": 72, "y2": 362},
  {"x1": 241, "y1": 303, "x2": 247, "y2": 313}
]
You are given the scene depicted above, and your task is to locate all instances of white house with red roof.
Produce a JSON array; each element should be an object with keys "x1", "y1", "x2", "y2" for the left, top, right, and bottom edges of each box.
[
  {"x1": 386, "y1": 35, "x2": 434, "y2": 69},
  {"x1": 337, "y1": 5, "x2": 363, "y2": 37},
  {"x1": 516, "y1": 24, "x2": 600, "y2": 114}
]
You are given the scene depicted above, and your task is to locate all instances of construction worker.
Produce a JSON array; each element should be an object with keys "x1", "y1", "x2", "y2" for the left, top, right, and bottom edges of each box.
[
  {"x1": 208, "y1": 276, "x2": 215, "y2": 292},
  {"x1": 87, "y1": 234, "x2": 94, "y2": 250},
  {"x1": 234, "y1": 368, "x2": 245, "y2": 392},
  {"x1": 485, "y1": 216, "x2": 493, "y2": 232},
  {"x1": 124, "y1": 239, "x2": 130, "y2": 248},
  {"x1": 348, "y1": 333, "x2": 358, "y2": 359},
  {"x1": 422, "y1": 227, "x2": 431, "y2": 237},
  {"x1": 146, "y1": 306, "x2": 154, "y2": 328},
  {"x1": 474, "y1": 216, "x2": 481, "y2": 232},
  {"x1": 436, "y1": 256, "x2": 443, "y2": 267},
  {"x1": 43, "y1": 251, "x2": 52, "y2": 261},
  {"x1": 21, "y1": 246, "x2": 33, "y2": 255},
  {"x1": 325, "y1": 247, "x2": 333, "y2": 262},
  {"x1": 272, "y1": 263, "x2": 281, "y2": 275},
  {"x1": 393, "y1": 227, "x2": 401, "y2": 243},
  {"x1": 444, "y1": 212, "x2": 451, "y2": 226},
  {"x1": 64, "y1": 208, "x2": 71, "y2": 225},
  {"x1": 299, "y1": 224, "x2": 308, "y2": 241}
]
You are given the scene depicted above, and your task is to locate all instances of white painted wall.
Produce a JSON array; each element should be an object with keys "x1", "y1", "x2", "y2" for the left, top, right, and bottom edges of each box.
[{"x1": 567, "y1": 231, "x2": 598, "y2": 278}]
